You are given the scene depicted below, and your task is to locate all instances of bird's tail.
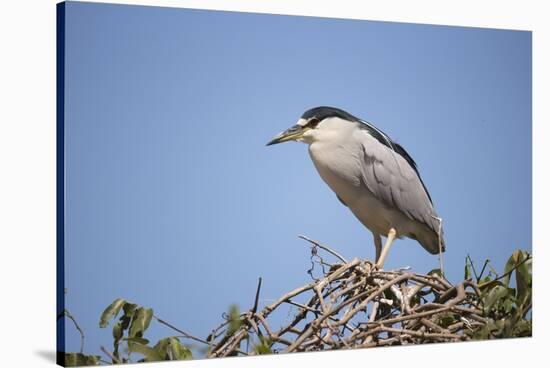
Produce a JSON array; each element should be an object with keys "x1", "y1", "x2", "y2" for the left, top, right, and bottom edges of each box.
[{"x1": 418, "y1": 225, "x2": 445, "y2": 255}]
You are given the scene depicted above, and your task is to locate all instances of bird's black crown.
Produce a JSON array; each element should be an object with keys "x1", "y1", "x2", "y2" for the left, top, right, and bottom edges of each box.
[
  {"x1": 301, "y1": 106, "x2": 432, "y2": 204},
  {"x1": 301, "y1": 106, "x2": 361, "y2": 123}
]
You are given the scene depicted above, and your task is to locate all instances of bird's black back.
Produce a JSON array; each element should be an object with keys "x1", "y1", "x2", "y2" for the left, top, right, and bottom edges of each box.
[{"x1": 301, "y1": 106, "x2": 433, "y2": 204}]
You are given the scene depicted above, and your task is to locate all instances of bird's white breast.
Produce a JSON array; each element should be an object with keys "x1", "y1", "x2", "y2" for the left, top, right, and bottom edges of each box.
[
  {"x1": 307, "y1": 124, "x2": 400, "y2": 236},
  {"x1": 306, "y1": 118, "x2": 366, "y2": 203},
  {"x1": 308, "y1": 134, "x2": 364, "y2": 205}
]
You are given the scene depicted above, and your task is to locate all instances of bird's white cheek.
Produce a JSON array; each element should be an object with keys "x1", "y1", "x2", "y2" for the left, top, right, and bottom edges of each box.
[{"x1": 298, "y1": 130, "x2": 316, "y2": 144}]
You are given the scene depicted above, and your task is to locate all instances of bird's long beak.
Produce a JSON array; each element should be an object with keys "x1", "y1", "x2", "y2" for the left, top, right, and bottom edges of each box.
[{"x1": 266, "y1": 124, "x2": 304, "y2": 146}]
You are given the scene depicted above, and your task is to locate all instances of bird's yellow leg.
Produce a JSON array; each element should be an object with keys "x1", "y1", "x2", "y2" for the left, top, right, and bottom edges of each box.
[
  {"x1": 375, "y1": 228, "x2": 397, "y2": 269},
  {"x1": 373, "y1": 234, "x2": 382, "y2": 263}
]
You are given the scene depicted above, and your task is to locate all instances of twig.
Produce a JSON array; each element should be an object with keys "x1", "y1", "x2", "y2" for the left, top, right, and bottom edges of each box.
[
  {"x1": 252, "y1": 277, "x2": 262, "y2": 314},
  {"x1": 478, "y1": 254, "x2": 532, "y2": 289},
  {"x1": 379, "y1": 326, "x2": 462, "y2": 340},
  {"x1": 206, "y1": 242, "x2": 502, "y2": 356},
  {"x1": 153, "y1": 315, "x2": 212, "y2": 346},
  {"x1": 477, "y1": 259, "x2": 490, "y2": 282},
  {"x1": 58, "y1": 309, "x2": 85, "y2": 354},
  {"x1": 299, "y1": 235, "x2": 348, "y2": 263},
  {"x1": 101, "y1": 346, "x2": 120, "y2": 365}
]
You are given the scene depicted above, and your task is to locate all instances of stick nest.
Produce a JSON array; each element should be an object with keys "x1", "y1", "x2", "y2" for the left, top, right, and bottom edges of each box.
[{"x1": 207, "y1": 239, "x2": 486, "y2": 357}]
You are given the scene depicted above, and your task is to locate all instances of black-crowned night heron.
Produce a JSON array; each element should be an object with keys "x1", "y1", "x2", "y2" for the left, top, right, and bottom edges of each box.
[{"x1": 267, "y1": 106, "x2": 445, "y2": 268}]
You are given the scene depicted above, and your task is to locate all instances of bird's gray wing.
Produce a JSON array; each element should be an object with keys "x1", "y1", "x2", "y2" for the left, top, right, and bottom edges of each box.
[
  {"x1": 336, "y1": 195, "x2": 348, "y2": 207},
  {"x1": 357, "y1": 130, "x2": 438, "y2": 233}
]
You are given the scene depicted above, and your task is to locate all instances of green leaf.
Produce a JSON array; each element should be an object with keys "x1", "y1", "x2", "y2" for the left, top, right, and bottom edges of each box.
[
  {"x1": 123, "y1": 302, "x2": 138, "y2": 317},
  {"x1": 470, "y1": 250, "x2": 532, "y2": 340},
  {"x1": 464, "y1": 256, "x2": 472, "y2": 280},
  {"x1": 99, "y1": 298, "x2": 127, "y2": 328},
  {"x1": 119, "y1": 314, "x2": 132, "y2": 331},
  {"x1": 438, "y1": 313, "x2": 456, "y2": 328},
  {"x1": 129, "y1": 307, "x2": 153, "y2": 338},
  {"x1": 165, "y1": 337, "x2": 192, "y2": 360},
  {"x1": 112, "y1": 322, "x2": 123, "y2": 341},
  {"x1": 483, "y1": 285, "x2": 509, "y2": 314},
  {"x1": 515, "y1": 252, "x2": 531, "y2": 304},
  {"x1": 501, "y1": 250, "x2": 532, "y2": 307},
  {"x1": 481, "y1": 274, "x2": 493, "y2": 284},
  {"x1": 112, "y1": 321, "x2": 123, "y2": 357},
  {"x1": 253, "y1": 336, "x2": 273, "y2": 355},
  {"x1": 502, "y1": 294, "x2": 515, "y2": 314},
  {"x1": 63, "y1": 353, "x2": 101, "y2": 366},
  {"x1": 512, "y1": 319, "x2": 532, "y2": 337},
  {"x1": 152, "y1": 337, "x2": 193, "y2": 361},
  {"x1": 125, "y1": 336, "x2": 150, "y2": 345},
  {"x1": 503, "y1": 250, "x2": 522, "y2": 287},
  {"x1": 226, "y1": 305, "x2": 242, "y2": 337},
  {"x1": 428, "y1": 268, "x2": 443, "y2": 277},
  {"x1": 471, "y1": 323, "x2": 492, "y2": 340},
  {"x1": 129, "y1": 343, "x2": 162, "y2": 362},
  {"x1": 476, "y1": 259, "x2": 491, "y2": 282},
  {"x1": 153, "y1": 338, "x2": 170, "y2": 360},
  {"x1": 493, "y1": 319, "x2": 506, "y2": 335}
]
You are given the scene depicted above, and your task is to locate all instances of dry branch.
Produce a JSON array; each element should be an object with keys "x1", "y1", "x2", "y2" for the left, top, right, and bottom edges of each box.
[{"x1": 206, "y1": 241, "x2": 489, "y2": 358}]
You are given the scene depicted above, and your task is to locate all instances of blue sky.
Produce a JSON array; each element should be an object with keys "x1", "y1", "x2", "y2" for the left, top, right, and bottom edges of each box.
[{"x1": 62, "y1": 1, "x2": 531, "y2": 358}]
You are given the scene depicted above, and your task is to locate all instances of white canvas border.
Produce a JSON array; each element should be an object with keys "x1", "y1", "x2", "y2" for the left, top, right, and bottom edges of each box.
[{"x1": 0, "y1": 1, "x2": 546, "y2": 367}]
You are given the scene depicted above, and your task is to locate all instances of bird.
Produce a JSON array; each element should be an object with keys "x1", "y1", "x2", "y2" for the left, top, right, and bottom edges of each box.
[{"x1": 267, "y1": 106, "x2": 445, "y2": 268}]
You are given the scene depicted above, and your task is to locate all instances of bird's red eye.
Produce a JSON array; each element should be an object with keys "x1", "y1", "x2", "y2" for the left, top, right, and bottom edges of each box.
[{"x1": 308, "y1": 118, "x2": 320, "y2": 128}]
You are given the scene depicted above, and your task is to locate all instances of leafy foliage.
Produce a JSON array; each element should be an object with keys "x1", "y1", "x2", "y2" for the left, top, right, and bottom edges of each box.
[
  {"x1": 469, "y1": 250, "x2": 532, "y2": 339},
  {"x1": 252, "y1": 336, "x2": 274, "y2": 355},
  {"x1": 129, "y1": 337, "x2": 192, "y2": 362},
  {"x1": 58, "y1": 249, "x2": 531, "y2": 365},
  {"x1": 225, "y1": 305, "x2": 243, "y2": 337},
  {"x1": 97, "y1": 299, "x2": 192, "y2": 364},
  {"x1": 62, "y1": 353, "x2": 101, "y2": 367}
]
